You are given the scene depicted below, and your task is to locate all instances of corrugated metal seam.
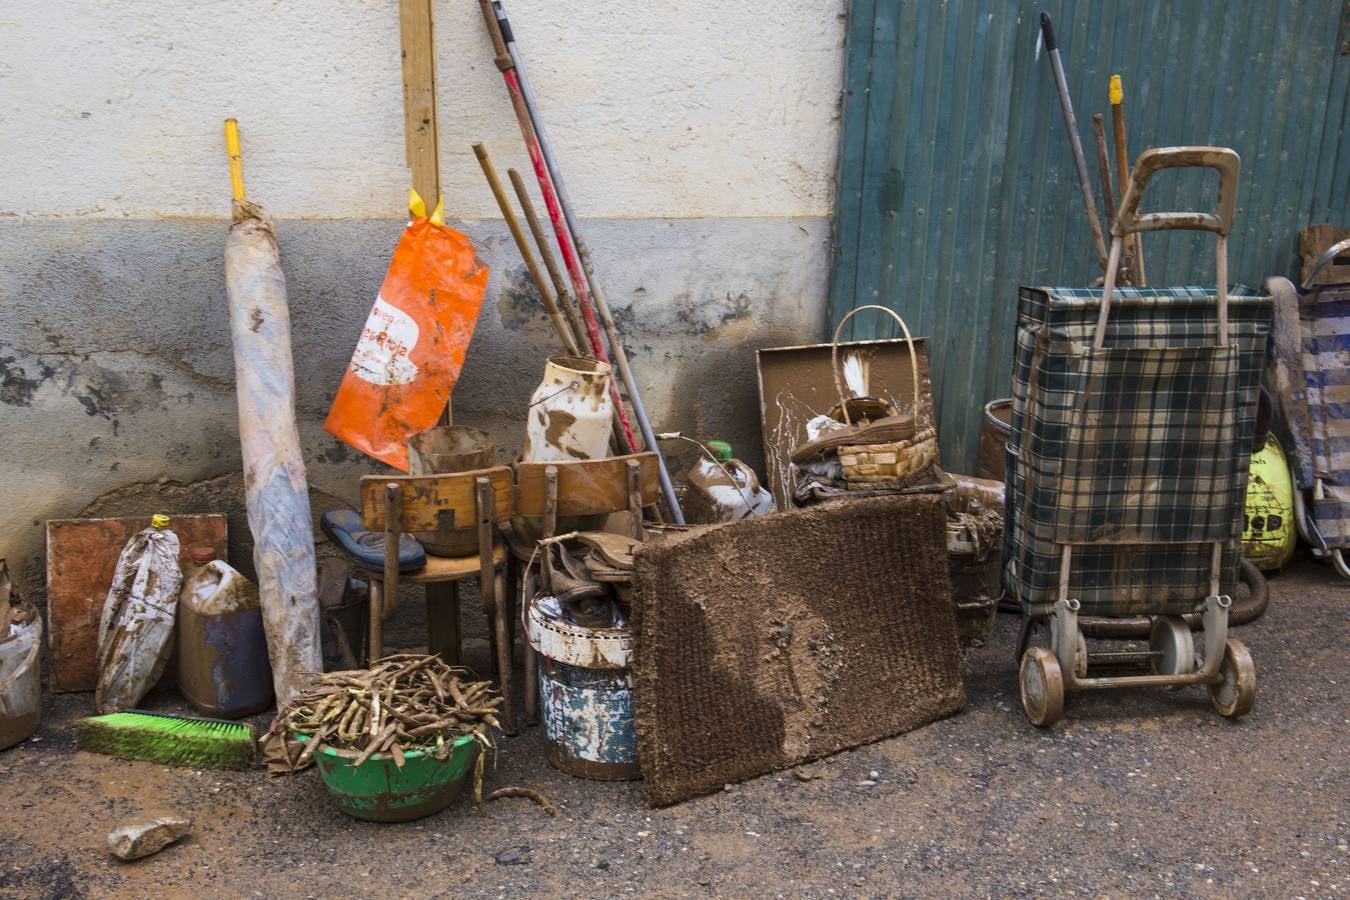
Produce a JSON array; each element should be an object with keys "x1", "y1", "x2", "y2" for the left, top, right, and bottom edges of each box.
[{"x1": 831, "y1": 0, "x2": 1350, "y2": 470}]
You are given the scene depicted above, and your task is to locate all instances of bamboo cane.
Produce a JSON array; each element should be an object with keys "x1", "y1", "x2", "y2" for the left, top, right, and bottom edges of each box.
[
  {"x1": 509, "y1": 168, "x2": 588, "y2": 354},
  {"x1": 490, "y1": 0, "x2": 685, "y2": 523},
  {"x1": 472, "y1": 143, "x2": 580, "y2": 357}
]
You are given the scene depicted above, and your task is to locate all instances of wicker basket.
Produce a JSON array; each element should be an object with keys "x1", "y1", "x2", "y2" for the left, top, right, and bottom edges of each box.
[{"x1": 831, "y1": 306, "x2": 939, "y2": 485}]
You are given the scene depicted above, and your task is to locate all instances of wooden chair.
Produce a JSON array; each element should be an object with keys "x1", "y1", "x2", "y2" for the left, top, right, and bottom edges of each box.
[
  {"x1": 358, "y1": 466, "x2": 516, "y2": 733},
  {"x1": 507, "y1": 452, "x2": 660, "y2": 724}
]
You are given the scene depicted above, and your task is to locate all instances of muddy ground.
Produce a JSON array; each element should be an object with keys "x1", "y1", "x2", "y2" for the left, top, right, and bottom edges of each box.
[{"x1": 1, "y1": 559, "x2": 1346, "y2": 898}]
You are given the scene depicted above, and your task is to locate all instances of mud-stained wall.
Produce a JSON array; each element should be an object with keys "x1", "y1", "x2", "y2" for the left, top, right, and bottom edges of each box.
[
  {"x1": 0, "y1": 1, "x2": 845, "y2": 600},
  {"x1": 0, "y1": 218, "x2": 830, "y2": 598}
]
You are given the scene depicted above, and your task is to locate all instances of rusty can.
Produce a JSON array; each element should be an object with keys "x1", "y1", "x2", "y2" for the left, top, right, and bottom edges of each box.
[{"x1": 527, "y1": 600, "x2": 639, "y2": 780}]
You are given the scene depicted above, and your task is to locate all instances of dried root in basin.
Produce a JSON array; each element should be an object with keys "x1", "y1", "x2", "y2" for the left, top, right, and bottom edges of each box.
[{"x1": 263, "y1": 653, "x2": 502, "y2": 772}]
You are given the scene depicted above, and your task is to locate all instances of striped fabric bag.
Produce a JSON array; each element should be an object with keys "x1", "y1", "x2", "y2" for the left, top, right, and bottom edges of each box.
[
  {"x1": 1005, "y1": 286, "x2": 1271, "y2": 617},
  {"x1": 1268, "y1": 249, "x2": 1350, "y2": 555}
]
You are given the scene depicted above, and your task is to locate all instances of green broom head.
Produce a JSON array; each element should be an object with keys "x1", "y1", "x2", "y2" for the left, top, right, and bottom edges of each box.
[{"x1": 75, "y1": 710, "x2": 257, "y2": 771}]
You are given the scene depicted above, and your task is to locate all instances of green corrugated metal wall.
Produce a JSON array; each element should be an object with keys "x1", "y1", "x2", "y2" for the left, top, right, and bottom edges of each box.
[{"x1": 831, "y1": 0, "x2": 1350, "y2": 470}]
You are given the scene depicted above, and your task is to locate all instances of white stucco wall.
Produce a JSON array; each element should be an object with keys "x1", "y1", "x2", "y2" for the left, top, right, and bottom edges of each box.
[
  {"x1": 0, "y1": 0, "x2": 846, "y2": 600},
  {"x1": 2, "y1": 0, "x2": 844, "y2": 219}
]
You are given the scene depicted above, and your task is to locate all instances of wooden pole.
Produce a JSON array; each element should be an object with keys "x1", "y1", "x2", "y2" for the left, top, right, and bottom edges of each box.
[
  {"x1": 399, "y1": 0, "x2": 451, "y2": 424},
  {"x1": 472, "y1": 143, "x2": 581, "y2": 356},
  {"x1": 1110, "y1": 74, "x2": 1145, "y2": 286}
]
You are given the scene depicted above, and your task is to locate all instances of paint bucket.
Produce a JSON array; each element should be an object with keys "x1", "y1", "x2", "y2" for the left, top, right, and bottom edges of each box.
[
  {"x1": 947, "y1": 475, "x2": 1004, "y2": 646},
  {"x1": 407, "y1": 425, "x2": 497, "y2": 556},
  {"x1": 978, "y1": 399, "x2": 1013, "y2": 481},
  {"x1": 311, "y1": 733, "x2": 478, "y2": 822},
  {"x1": 0, "y1": 600, "x2": 41, "y2": 751},
  {"x1": 528, "y1": 600, "x2": 639, "y2": 780}
]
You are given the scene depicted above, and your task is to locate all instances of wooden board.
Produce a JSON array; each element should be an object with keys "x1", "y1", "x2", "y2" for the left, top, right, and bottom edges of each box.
[
  {"x1": 756, "y1": 337, "x2": 933, "y2": 510},
  {"x1": 399, "y1": 0, "x2": 440, "y2": 208},
  {"x1": 45, "y1": 515, "x2": 228, "y2": 693},
  {"x1": 515, "y1": 453, "x2": 660, "y2": 517},
  {"x1": 360, "y1": 467, "x2": 513, "y2": 531}
]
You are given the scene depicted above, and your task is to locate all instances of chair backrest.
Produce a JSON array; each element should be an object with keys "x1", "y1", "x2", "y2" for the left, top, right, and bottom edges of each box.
[
  {"x1": 360, "y1": 466, "x2": 513, "y2": 532},
  {"x1": 514, "y1": 452, "x2": 660, "y2": 518}
]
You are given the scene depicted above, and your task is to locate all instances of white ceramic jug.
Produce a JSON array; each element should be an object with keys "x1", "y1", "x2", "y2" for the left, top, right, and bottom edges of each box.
[{"x1": 521, "y1": 356, "x2": 614, "y2": 462}]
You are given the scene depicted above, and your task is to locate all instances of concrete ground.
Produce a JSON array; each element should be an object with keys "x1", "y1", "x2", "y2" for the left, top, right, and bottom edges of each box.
[{"x1": 1, "y1": 559, "x2": 1346, "y2": 898}]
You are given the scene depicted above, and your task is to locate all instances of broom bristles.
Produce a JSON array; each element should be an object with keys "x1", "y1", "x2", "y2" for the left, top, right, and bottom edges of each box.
[{"x1": 76, "y1": 710, "x2": 257, "y2": 771}]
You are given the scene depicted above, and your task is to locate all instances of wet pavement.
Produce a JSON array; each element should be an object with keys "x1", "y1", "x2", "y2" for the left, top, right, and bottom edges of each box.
[{"x1": 1, "y1": 559, "x2": 1346, "y2": 897}]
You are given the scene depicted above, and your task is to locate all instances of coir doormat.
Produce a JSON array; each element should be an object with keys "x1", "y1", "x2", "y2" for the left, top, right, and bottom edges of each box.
[{"x1": 632, "y1": 494, "x2": 964, "y2": 806}]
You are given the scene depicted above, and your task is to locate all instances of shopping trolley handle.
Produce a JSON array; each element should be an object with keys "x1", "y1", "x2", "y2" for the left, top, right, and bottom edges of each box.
[{"x1": 1114, "y1": 147, "x2": 1241, "y2": 238}]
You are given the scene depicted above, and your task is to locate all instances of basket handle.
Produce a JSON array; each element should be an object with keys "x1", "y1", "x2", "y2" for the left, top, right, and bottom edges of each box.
[
  {"x1": 1095, "y1": 147, "x2": 1241, "y2": 349},
  {"x1": 831, "y1": 305, "x2": 921, "y2": 427},
  {"x1": 1303, "y1": 237, "x2": 1350, "y2": 290}
]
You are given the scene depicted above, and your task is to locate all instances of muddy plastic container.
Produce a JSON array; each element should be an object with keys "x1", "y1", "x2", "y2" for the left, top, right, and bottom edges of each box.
[
  {"x1": 312, "y1": 733, "x2": 478, "y2": 822},
  {"x1": 177, "y1": 548, "x2": 273, "y2": 718},
  {"x1": 528, "y1": 600, "x2": 639, "y2": 780},
  {"x1": 0, "y1": 600, "x2": 41, "y2": 751},
  {"x1": 406, "y1": 425, "x2": 497, "y2": 556}
]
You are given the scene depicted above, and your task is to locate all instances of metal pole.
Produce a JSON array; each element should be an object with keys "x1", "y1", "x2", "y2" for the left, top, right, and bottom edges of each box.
[
  {"x1": 492, "y1": 0, "x2": 685, "y2": 523},
  {"x1": 1040, "y1": 12, "x2": 1109, "y2": 275}
]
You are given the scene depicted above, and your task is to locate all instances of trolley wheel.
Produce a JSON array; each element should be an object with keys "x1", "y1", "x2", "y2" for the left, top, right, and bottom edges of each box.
[
  {"x1": 1020, "y1": 647, "x2": 1065, "y2": 728},
  {"x1": 1208, "y1": 639, "x2": 1256, "y2": 718},
  {"x1": 1150, "y1": 616, "x2": 1196, "y2": 675}
]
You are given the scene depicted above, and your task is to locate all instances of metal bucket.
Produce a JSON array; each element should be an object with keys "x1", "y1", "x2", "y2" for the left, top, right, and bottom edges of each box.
[
  {"x1": 528, "y1": 601, "x2": 639, "y2": 780},
  {"x1": 0, "y1": 600, "x2": 41, "y2": 750},
  {"x1": 406, "y1": 426, "x2": 497, "y2": 556},
  {"x1": 978, "y1": 399, "x2": 1012, "y2": 481}
]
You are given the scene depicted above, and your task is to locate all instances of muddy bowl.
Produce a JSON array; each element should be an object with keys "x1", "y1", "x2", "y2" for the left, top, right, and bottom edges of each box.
[
  {"x1": 310, "y1": 733, "x2": 478, "y2": 823},
  {"x1": 406, "y1": 425, "x2": 497, "y2": 557}
]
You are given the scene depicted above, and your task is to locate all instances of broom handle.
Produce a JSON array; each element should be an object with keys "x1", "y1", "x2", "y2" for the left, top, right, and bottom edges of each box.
[
  {"x1": 475, "y1": 0, "x2": 640, "y2": 458},
  {"x1": 1110, "y1": 75, "x2": 1146, "y2": 285},
  {"x1": 493, "y1": 0, "x2": 685, "y2": 523},
  {"x1": 509, "y1": 168, "x2": 589, "y2": 354}
]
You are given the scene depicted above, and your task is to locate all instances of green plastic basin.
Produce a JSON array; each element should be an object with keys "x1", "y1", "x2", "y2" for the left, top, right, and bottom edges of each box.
[{"x1": 310, "y1": 734, "x2": 478, "y2": 823}]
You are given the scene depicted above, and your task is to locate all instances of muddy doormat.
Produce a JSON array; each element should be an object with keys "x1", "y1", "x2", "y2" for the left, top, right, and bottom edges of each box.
[{"x1": 632, "y1": 495, "x2": 964, "y2": 806}]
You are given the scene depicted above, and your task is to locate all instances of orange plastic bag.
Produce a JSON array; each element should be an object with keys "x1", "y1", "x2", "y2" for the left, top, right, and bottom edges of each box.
[{"x1": 324, "y1": 196, "x2": 490, "y2": 470}]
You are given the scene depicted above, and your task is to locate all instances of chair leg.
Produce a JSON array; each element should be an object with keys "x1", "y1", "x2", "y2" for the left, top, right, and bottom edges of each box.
[
  {"x1": 476, "y1": 477, "x2": 515, "y2": 735},
  {"x1": 492, "y1": 567, "x2": 515, "y2": 735},
  {"x1": 368, "y1": 578, "x2": 383, "y2": 663},
  {"x1": 425, "y1": 581, "x2": 460, "y2": 667}
]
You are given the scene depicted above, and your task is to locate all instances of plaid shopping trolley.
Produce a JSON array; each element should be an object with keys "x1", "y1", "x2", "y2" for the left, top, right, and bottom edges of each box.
[{"x1": 1006, "y1": 147, "x2": 1271, "y2": 726}]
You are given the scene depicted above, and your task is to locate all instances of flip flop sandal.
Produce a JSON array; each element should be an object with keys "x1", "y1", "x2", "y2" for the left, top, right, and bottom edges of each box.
[{"x1": 320, "y1": 509, "x2": 427, "y2": 573}]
